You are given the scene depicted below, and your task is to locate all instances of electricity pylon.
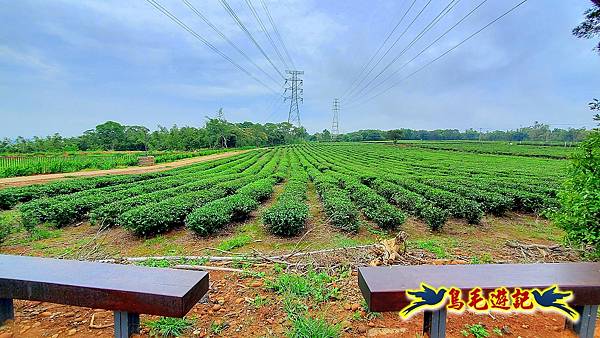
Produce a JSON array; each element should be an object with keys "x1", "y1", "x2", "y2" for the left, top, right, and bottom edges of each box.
[
  {"x1": 331, "y1": 98, "x2": 340, "y2": 140},
  {"x1": 284, "y1": 70, "x2": 304, "y2": 127}
]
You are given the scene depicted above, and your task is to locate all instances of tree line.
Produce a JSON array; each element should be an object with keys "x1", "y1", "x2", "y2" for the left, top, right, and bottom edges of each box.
[
  {"x1": 0, "y1": 115, "x2": 308, "y2": 153},
  {"x1": 1, "y1": 118, "x2": 593, "y2": 153},
  {"x1": 311, "y1": 121, "x2": 591, "y2": 143}
]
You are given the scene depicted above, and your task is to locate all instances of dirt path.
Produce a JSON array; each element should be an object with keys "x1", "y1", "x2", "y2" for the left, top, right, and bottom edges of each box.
[{"x1": 0, "y1": 149, "x2": 253, "y2": 188}]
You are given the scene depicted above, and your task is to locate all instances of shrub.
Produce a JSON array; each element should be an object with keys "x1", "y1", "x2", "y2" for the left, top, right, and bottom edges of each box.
[
  {"x1": 120, "y1": 188, "x2": 227, "y2": 236},
  {"x1": 340, "y1": 176, "x2": 406, "y2": 230},
  {"x1": 554, "y1": 131, "x2": 600, "y2": 254},
  {"x1": 419, "y1": 203, "x2": 449, "y2": 231},
  {"x1": 263, "y1": 178, "x2": 309, "y2": 237},
  {"x1": 264, "y1": 201, "x2": 309, "y2": 236},
  {"x1": 310, "y1": 171, "x2": 359, "y2": 232},
  {"x1": 186, "y1": 194, "x2": 258, "y2": 236}
]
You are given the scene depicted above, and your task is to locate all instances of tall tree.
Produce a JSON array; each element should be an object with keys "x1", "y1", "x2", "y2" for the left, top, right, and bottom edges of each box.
[{"x1": 573, "y1": 1, "x2": 600, "y2": 54}]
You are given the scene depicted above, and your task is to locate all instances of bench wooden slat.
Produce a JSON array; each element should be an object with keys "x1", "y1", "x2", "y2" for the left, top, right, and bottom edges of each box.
[
  {"x1": 0, "y1": 255, "x2": 209, "y2": 317},
  {"x1": 359, "y1": 262, "x2": 600, "y2": 312}
]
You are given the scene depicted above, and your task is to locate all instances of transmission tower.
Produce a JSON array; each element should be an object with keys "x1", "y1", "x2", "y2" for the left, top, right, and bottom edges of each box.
[
  {"x1": 331, "y1": 98, "x2": 340, "y2": 140},
  {"x1": 284, "y1": 70, "x2": 304, "y2": 127}
]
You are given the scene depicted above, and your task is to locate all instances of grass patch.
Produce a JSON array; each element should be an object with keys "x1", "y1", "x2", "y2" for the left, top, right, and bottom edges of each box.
[
  {"x1": 332, "y1": 234, "x2": 361, "y2": 248},
  {"x1": 217, "y1": 234, "x2": 252, "y2": 251},
  {"x1": 135, "y1": 235, "x2": 185, "y2": 256},
  {"x1": 145, "y1": 317, "x2": 193, "y2": 337},
  {"x1": 136, "y1": 257, "x2": 209, "y2": 268},
  {"x1": 470, "y1": 253, "x2": 494, "y2": 264},
  {"x1": 288, "y1": 316, "x2": 341, "y2": 338},
  {"x1": 413, "y1": 239, "x2": 449, "y2": 258},
  {"x1": 265, "y1": 270, "x2": 339, "y2": 303}
]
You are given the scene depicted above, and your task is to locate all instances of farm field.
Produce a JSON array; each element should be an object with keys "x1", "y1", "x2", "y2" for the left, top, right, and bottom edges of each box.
[
  {"x1": 0, "y1": 142, "x2": 587, "y2": 337},
  {"x1": 0, "y1": 148, "x2": 236, "y2": 178},
  {"x1": 386, "y1": 140, "x2": 576, "y2": 159}
]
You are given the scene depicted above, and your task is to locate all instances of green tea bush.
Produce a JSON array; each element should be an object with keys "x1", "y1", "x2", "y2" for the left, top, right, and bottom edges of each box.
[
  {"x1": 120, "y1": 188, "x2": 227, "y2": 236},
  {"x1": 339, "y1": 175, "x2": 406, "y2": 229},
  {"x1": 263, "y1": 178, "x2": 309, "y2": 236},
  {"x1": 186, "y1": 194, "x2": 258, "y2": 236},
  {"x1": 419, "y1": 203, "x2": 449, "y2": 231}
]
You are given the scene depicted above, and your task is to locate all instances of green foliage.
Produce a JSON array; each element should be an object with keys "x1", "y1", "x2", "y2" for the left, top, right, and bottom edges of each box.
[
  {"x1": 414, "y1": 239, "x2": 448, "y2": 259},
  {"x1": 419, "y1": 204, "x2": 449, "y2": 231},
  {"x1": 266, "y1": 270, "x2": 339, "y2": 303},
  {"x1": 210, "y1": 321, "x2": 228, "y2": 335},
  {"x1": 0, "y1": 212, "x2": 14, "y2": 245},
  {"x1": 145, "y1": 317, "x2": 193, "y2": 337},
  {"x1": 339, "y1": 175, "x2": 406, "y2": 230},
  {"x1": 217, "y1": 234, "x2": 253, "y2": 251},
  {"x1": 462, "y1": 324, "x2": 490, "y2": 338},
  {"x1": 263, "y1": 173, "x2": 309, "y2": 236},
  {"x1": 121, "y1": 188, "x2": 228, "y2": 236},
  {"x1": 288, "y1": 316, "x2": 341, "y2": 338},
  {"x1": 554, "y1": 131, "x2": 600, "y2": 253},
  {"x1": 186, "y1": 194, "x2": 258, "y2": 236}
]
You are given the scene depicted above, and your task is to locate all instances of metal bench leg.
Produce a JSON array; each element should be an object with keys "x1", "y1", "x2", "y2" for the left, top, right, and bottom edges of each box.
[
  {"x1": 0, "y1": 298, "x2": 14, "y2": 326},
  {"x1": 566, "y1": 305, "x2": 598, "y2": 338},
  {"x1": 423, "y1": 308, "x2": 447, "y2": 338},
  {"x1": 114, "y1": 311, "x2": 140, "y2": 338}
]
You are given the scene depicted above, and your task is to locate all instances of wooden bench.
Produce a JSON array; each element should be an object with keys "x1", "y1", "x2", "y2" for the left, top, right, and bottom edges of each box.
[
  {"x1": 359, "y1": 262, "x2": 600, "y2": 338},
  {"x1": 0, "y1": 254, "x2": 209, "y2": 338}
]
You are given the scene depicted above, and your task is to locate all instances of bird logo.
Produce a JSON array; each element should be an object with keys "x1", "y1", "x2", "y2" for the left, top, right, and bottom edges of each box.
[
  {"x1": 400, "y1": 283, "x2": 448, "y2": 319},
  {"x1": 531, "y1": 285, "x2": 579, "y2": 321}
]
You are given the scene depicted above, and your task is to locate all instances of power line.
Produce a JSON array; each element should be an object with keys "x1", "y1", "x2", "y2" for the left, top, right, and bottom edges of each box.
[
  {"x1": 340, "y1": 0, "x2": 418, "y2": 99},
  {"x1": 243, "y1": 0, "x2": 289, "y2": 70},
  {"x1": 343, "y1": 0, "x2": 433, "y2": 100},
  {"x1": 145, "y1": 0, "x2": 278, "y2": 94},
  {"x1": 347, "y1": 0, "x2": 528, "y2": 109},
  {"x1": 219, "y1": 0, "x2": 285, "y2": 79},
  {"x1": 349, "y1": 0, "x2": 487, "y2": 105},
  {"x1": 347, "y1": 0, "x2": 462, "y2": 105},
  {"x1": 260, "y1": 0, "x2": 295, "y2": 69},
  {"x1": 181, "y1": 0, "x2": 280, "y2": 87}
]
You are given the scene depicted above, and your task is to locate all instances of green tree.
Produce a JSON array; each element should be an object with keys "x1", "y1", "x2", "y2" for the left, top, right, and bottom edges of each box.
[
  {"x1": 573, "y1": 1, "x2": 600, "y2": 54},
  {"x1": 387, "y1": 129, "x2": 403, "y2": 143},
  {"x1": 95, "y1": 121, "x2": 126, "y2": 150}
]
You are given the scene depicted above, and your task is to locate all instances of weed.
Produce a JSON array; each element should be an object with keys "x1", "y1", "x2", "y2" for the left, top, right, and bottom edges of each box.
[
  {"x1": 332, "y1": 234, "x2": 361, "y2": 248},
  {"x1": 283, "y1": 297, "x2": 308, "y2": 319},
  {"x1": 217, "y1": 234, "x2": 252, "y2": 251},
  {"x1": 252, "y1": 295, "x2": 269, "y2": 308},
  {"x1": 462, "y1": 324, "x2": 490, "y2": 338},
  {"x1": 136, "y1": 258, "x2": 172, "y2": 268},
  {"x1": 414, "y1": 239, "x2": 448, "y2": 258},
  {"x1": 145, "y1": 317, "x2": 193, "y2": 337},
  {"x1": 360, "y1": 299, "x2": 382, "y2": 320},
  {"x1": 471, "y1": 253, "x2": 494, "y2": 264},
  {"x1": 492, "y1": 327, "x2": 503, "y2": 336},
  {"x1": 29, "y1": 225, "x2": 62, "y2": 241},
  {"x1": 288, "y1": 316, "x2": 341, "y2": 338},
  {"x1": 231, "y1": 256, "x2": 255, "y2": 269},
  {"x1": 210, "y1": 320, "x2": 228, "y2": 335},
  {"x1": 266, "y1": 270, "x2": 339, "y2": 303}
]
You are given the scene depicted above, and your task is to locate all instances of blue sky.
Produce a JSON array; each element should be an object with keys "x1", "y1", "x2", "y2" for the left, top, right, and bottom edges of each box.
[{"x1": 1, "y1": 0, "x2": 599, "y2": 137}]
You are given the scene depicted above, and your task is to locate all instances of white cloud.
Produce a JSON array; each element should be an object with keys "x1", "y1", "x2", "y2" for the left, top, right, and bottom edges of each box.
[{"x1": 0, "y1": 46, "x2": 61, "y2": 77}]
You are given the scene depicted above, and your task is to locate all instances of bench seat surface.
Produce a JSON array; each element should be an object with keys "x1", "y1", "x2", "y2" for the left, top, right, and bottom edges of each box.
[
  {"x1": 359, "y1": 262, "x2": 600, "y2": 312},
  {"x1": 0, "y1": 255, "x2": 209, "y2": 317}
]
